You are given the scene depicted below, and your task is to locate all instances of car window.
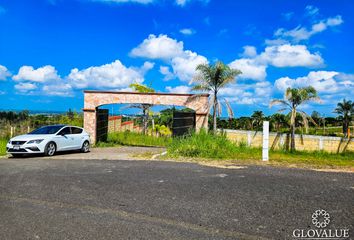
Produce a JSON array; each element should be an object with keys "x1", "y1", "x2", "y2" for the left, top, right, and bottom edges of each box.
[
  {"x1": 71, "y1": 127, "x2": 83, "y2": 134},
  {"x1": 57, "y1": 127, "x2": 71, "y2": 135},
  {"x1": 29, "y1": 125, "x2": 64, "y2": 134}
]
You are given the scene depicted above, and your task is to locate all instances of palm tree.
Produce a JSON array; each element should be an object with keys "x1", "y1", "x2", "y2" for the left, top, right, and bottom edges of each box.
[
  {"x1": 270, "y1": 113, "x2": 287, "y2": 132},
  {"x1": 129, "y1": 83, "x2": 155, "y2": 134},
  {"x1": 251, "y1": 111, "x2": 264, "y2": 130},
  {"x1": 270, "y1": 87, "x2": 320, "y2": 151},
  {"x1": 192, "y1": 61, "x2": 241, "y2": 133},
  {"x1": 334, "y1": 99, "x2": 354, "y2": 137}
]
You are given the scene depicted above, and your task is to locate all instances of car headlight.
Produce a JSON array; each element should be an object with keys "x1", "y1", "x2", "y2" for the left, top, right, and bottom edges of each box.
[{"x1": 27, "y1": 139, "x2": 44, "y2": 144}]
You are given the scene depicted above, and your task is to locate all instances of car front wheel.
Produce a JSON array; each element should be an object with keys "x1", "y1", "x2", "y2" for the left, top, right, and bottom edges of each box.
[
  {"x1": 81, "y1": 141, "x2": 90, "y2": 153},
  {"x1": 45, "y1": 142, "x2": 56, "y2": 156}
]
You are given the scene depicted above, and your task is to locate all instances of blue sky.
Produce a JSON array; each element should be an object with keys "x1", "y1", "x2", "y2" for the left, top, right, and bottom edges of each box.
[{"x1": 0, "y1": 0, "x2": 353, "y2": 116}]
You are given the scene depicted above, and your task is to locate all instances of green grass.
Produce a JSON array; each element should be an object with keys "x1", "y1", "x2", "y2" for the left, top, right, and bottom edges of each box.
[
  {"x1": 168, "y1": 130, "x2": 261, "y2": 159},
  {"x1": 0, "y1": 138, "x2": 8, "y2": 156},
  {"x1": 96, "y1": 131, "x2": 172, "y2": 148},
  {"x1": 166, "y1": 131, "x2": 354, "y2": 169}
]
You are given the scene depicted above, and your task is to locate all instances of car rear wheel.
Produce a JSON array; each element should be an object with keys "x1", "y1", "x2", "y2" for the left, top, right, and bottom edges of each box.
[
  {"x1": 81, "y1": 141, "x2": 90, "y2": 153},
  {"x1": 45, "y1": 142, "x2": 56, "y2": 156}
]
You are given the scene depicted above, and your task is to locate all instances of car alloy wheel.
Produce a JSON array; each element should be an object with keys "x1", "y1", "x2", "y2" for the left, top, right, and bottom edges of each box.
[
  {"x1": 47, "y1": 142, "x2": 56, "y2": 156},
  {"x1": 82, "y1": 141, "x2": 90, "y2": 153}
]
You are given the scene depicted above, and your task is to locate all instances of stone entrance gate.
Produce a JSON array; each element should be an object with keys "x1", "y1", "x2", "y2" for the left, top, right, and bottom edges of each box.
[{"x1": 83, "y1": 90, "x2": 210, "y2": 144}]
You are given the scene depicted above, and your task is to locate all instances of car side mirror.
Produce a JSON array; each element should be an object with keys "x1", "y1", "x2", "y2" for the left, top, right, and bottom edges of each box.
[{"x1": 58, "y1": 132, "x2": 65, "y2": 136}]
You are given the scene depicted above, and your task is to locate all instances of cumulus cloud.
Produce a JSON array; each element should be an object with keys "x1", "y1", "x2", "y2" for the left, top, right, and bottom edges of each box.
[
  {"x1": 165, "y1": 85, "x2": 191, "y2": 93},
  {"x1": 241, "y1": 46, "x2": 257, "y2": 58},
  {"x1": 228, "y1": 44, "x2": 323, "y2": 81},
  {"x1": 132, "y1": 34, "x2": 207, "y2": 82},
  {"x1": 130, "y1": 34, "x2": 184, "y2": 60},
  {"x1": 0, "y1": 65, "x2": 11, "y2": 80},
  {"x1": 180, "y1": 28, "x2": 196, "y2": 35},
  {"x1": 219, "y1": 81, "x2": 273, "y2": 105},
  {"x1": 229, "y1": 58, "x2": 266, "y2": 81},
  {"x1": 159, "y1": 66, "x2": 174, "y2": 81},
  {"x1": 42, "y1": 83, "x2": 73, "y2": 96},
  {"x1": 274, "y1": 71, "x2": 354, "y2": 97},
  {"x1": 67, "y1": 60, "x2": 153, "y2": 89},
  {"x1": 171, "y1": 50, "x2": 207, "y2": 82},
  {"x1": 259, "y1": 44, "x2": 323, "y2": 67},
  {"x1": 14, "y1": 82, "x2": 37, "y2": 93},
  {"x1": 13, "y1": 65, "x2": 60, "y2": 82}
]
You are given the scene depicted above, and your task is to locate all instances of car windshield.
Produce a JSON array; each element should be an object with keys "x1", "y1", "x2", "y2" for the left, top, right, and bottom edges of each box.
[{"x1": 28, "y1": 125, "x2": 64, "y2": 134}]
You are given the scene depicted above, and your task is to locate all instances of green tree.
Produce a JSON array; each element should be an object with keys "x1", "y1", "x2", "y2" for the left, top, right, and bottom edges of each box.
[
  {"x1": 129, "y1": 83, "x2": 155, "y2": 134},
  {"x1": 334, "y1": 99, "x2": 354, "y2": 137},
  {"x1": 270, "y1": 113, "x2": 287, "y2": 132},
  {"x1": 270, "y1": 87, "x2": 320, "y2": 151},
  {"x1": 251, "y1": 111, "x2": 264, "y2": 130},
  {"x1": 192, "y1": 61, "x2": 241, "y2": 133}
]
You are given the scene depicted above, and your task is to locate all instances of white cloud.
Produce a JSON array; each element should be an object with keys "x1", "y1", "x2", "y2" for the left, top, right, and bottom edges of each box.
[
  {"x1": 228, "y1": 44, "x2": 323, "y2": 81},
  {"x1": 13, "y1": 65, "x2": 60, "y2": 82},
  {"x1": 273, "y1": 15, "x2": 343, "y2": 43},
  {"x1": 0, "y1": 65, "x2": 11, "y2": 80},
  {"x1": 175, "y1": 0, "x2": 209, "y2": 6},
  {"x1": 229, "y1": 58, "x2": 266, "y2": 81},
  {"x1": 219, "y1": 81, "x2": 273, "y2": 105},
  {"x1": 180, "y1": 28, "x2": 196, "y2": 35},
  {"x1": 259, "y1": 44, "x2": 323, "y2": 67},
  {"x1": 241, "y1": 46, "x2": 257, "y2": 58},
  {"x1": 67, "y1": 60, "x2": 153, "y2": 89},
  {"x1": 274, "y1": 71, "x2": 354, "y2": 96},
  {"x1": 132, "y1": 34, "x2": 207, "y2": 82},
  {"x1": 130, "y1": 34, "x2": 184, "y2": 60},
  {"x1": 165, "y1": 85, "x2": 191, "y2": 93},
  {"x1": 159, "y1": 66, "x2": 174, "y2": 81},
  {"x1": 171, "y1": 50, "x2": 208, "y2": 82},
  {"x1": 304, "y1": 5, "x2": 319, "y2": 17},
  {"x1": 14, "y1": 82, "x2": 37, "y2": 93},
  {"x1": 42, "y1": 83, "x2": 73, "y2": 96}
]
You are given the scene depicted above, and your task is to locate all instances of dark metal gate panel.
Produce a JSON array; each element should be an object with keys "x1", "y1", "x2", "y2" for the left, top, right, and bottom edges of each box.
[
  {"x1": 172, "y1": 111, "x2": 196, "y2": 137},
  {"x1": 96, "y1": 109, "x2": 109, "y2": 142}
]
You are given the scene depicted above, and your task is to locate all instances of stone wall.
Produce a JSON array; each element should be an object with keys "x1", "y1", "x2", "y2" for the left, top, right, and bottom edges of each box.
[{"x1": 224, "y1": 129, "x2": 354, "y2": 153}]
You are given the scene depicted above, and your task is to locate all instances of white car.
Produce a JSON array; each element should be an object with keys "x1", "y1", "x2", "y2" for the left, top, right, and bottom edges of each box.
[{"x1": 6, "y1": 125, "x2": 91, "y2": 157}]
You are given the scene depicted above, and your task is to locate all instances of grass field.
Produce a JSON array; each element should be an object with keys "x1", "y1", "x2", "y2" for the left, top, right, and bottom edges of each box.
[
  {"x1": 96, "y1": 131, "x2": 172, "y2": 148},
  {"x1": 166, "y1": 131, "x2": 354, "y2": 169},
  {"x1": 0, "y1": 138, "x2": 8, "y2": 156}
]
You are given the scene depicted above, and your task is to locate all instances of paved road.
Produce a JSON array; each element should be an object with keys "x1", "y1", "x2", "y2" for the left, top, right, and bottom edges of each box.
[{"x1": 0, "y1": 158, "x2": 353, "y2": 239}]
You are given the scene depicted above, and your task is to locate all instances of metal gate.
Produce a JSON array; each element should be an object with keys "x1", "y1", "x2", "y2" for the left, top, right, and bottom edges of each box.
[
  {"x1": 96, "y1": 109, "x2": 109, "y2": 142},
  {"x1": 172, "y1": 111, "x2": 196, "y2": 137}
]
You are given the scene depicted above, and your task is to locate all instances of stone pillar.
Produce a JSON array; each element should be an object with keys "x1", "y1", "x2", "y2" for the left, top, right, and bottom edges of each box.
[
  {"x1": 196, "y1": 113, "x2": 208, "y2": 132},
  {"x1": 83, "y1": 109, "x2": 97, "y2": 145}
]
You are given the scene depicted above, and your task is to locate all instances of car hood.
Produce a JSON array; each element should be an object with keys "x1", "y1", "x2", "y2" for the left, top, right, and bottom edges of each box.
[{"x1": 10, "y1": 134, "x2": 53, "y2": 142}]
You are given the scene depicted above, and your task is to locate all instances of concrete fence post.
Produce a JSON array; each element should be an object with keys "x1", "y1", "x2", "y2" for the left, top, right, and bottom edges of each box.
[
  {"x1": 262, "y1": 121, "x2": 269, "y2": 161},
  {"x1": 10, "y1": 126, "x2": 13, "y2": 138},
  {"x1": 247, "y1": 131, "x2": 252, "y2": 146},
  {"x1": 319, "y1": 136, "x2": 323, "y2": 151}
]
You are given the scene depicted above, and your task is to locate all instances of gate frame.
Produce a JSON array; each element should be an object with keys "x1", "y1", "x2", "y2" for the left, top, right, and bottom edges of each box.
[{"x1": 83, "y1": 90, "x2": 209, "y2": 144}]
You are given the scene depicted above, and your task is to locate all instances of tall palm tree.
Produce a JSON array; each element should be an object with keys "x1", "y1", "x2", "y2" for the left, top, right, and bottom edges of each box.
[
  {"x1": 129, "y1": 83, "x2": 155, "y2": 134},
  {"x1": 251, "y1": 111, "x2": 265, "y2": 130},
  {"x1": 192, "y1": 61, "x2": 241, "y2": 133},
  {"x1": 334, "y1": 99, "x2": 354, "y2": 137},
  {"x1": 270, "y1": 87, "x2": 320, "y2": 151}
]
